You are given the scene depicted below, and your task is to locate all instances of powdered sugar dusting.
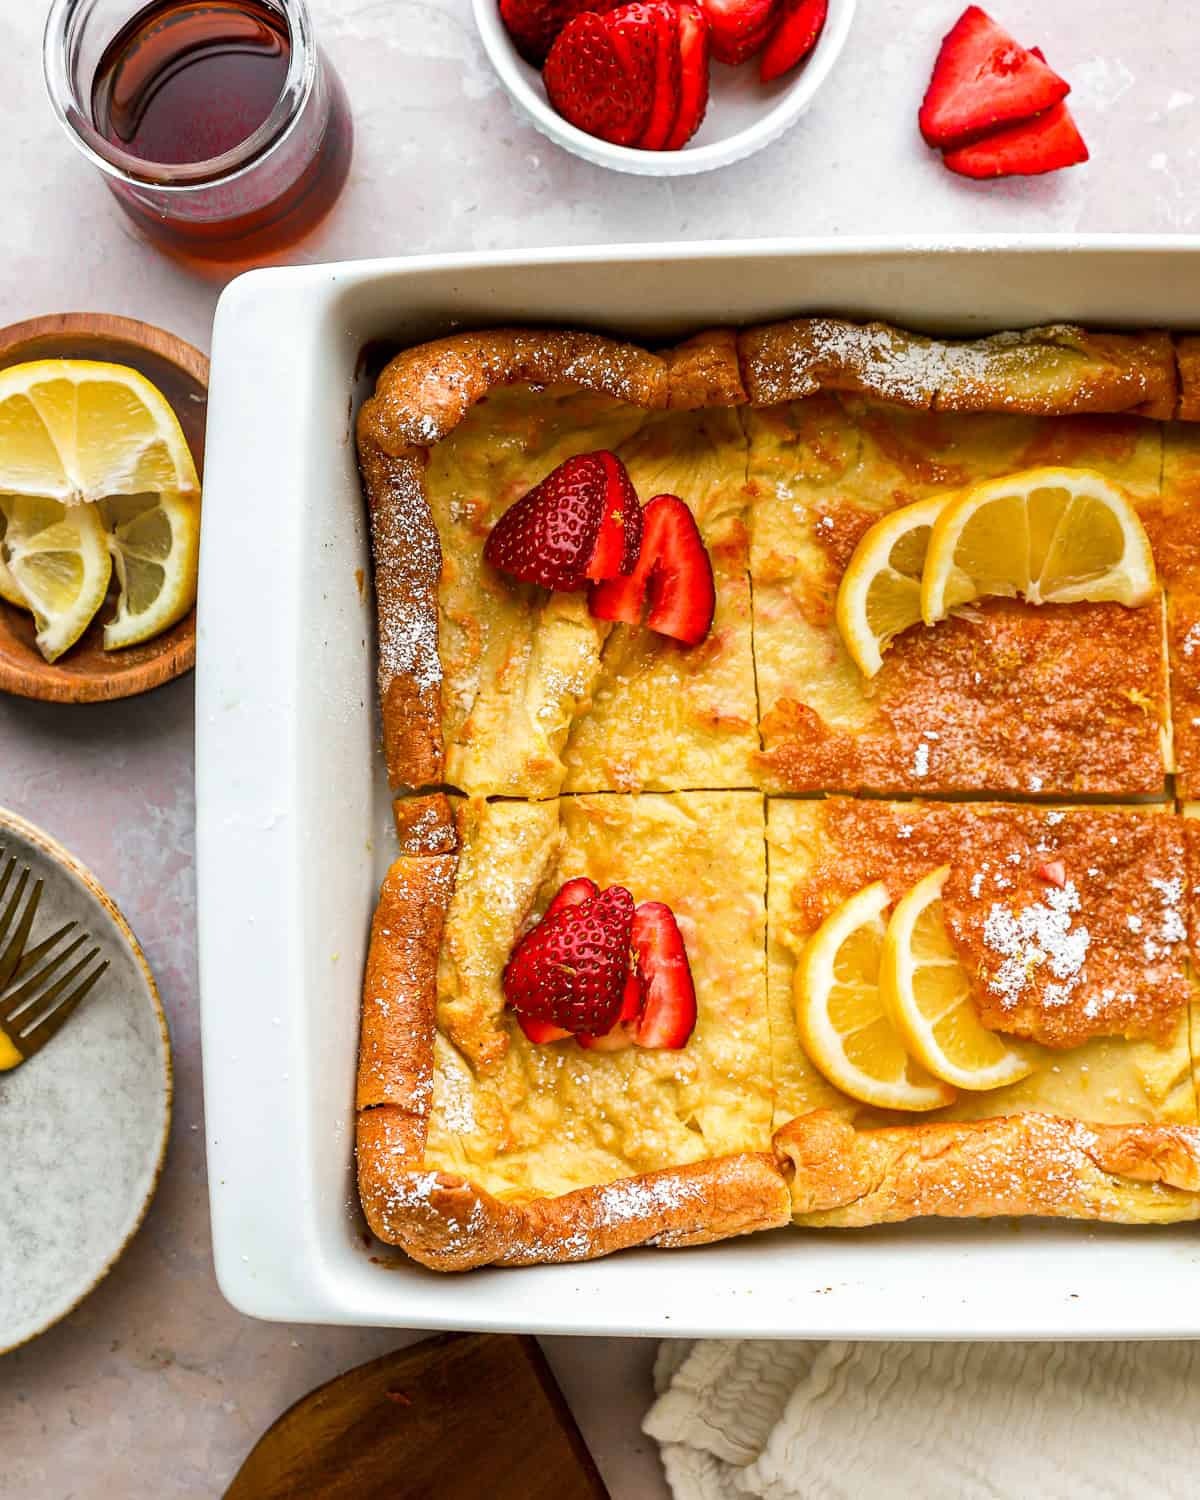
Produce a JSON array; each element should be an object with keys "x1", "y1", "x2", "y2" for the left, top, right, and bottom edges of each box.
[
  {"x1": 434, "y1": 1052, "x2": 477, "y2": 1136},
  {"x1": 1144, "y1": 875, "x2": 1187, "y2": 959},
  {"x1": 982, "y1": 880, "x2": 1090, "y2": 1010},
  {"x1": 748, "y1": 319, "x2": 1103, "y2": 412},
  {"x1": 398, "y1": 798, "x2": 452, "y2": 853},
  {"x1": 370, "y1": 456, "x2": 443, "y2": 693},
  {"x1": 593, "y1": 1171, "x2": 703, "y2": 1228}
]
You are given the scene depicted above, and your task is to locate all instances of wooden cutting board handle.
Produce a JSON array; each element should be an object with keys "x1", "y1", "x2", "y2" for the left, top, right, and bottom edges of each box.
[{"x1": 223, "y1": 1332, "x2": 610, "y2": 1500}]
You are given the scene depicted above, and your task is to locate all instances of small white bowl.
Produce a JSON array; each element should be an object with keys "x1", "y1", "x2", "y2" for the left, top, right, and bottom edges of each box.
[{"x1": 474, "y1": 0, "x2": 857, "y2": 176}]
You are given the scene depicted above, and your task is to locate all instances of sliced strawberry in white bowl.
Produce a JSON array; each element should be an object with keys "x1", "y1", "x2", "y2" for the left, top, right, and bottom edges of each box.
[{"x1": 474, "y1": 0, "x2": 856, "y2": 174}]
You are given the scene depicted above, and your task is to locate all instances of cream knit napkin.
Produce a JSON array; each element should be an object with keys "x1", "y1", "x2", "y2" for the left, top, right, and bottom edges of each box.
[{"x1": 645, "y1": 1340, "x2": 1200, "y2": 1499}]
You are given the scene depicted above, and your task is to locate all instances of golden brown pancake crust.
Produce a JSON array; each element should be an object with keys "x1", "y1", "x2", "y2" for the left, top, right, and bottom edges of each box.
[
  {"x1": 779, "y1": 1111, "x2": 1200, "y2": 1226},
  {"x1": 355, "y1": 317, "x2": 1200, "y2": 1268}
]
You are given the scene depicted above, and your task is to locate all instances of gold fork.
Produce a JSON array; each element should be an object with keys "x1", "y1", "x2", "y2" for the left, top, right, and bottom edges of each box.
[{"x1": 0, "y1": 849, "x2": 109, "y2": 1072}]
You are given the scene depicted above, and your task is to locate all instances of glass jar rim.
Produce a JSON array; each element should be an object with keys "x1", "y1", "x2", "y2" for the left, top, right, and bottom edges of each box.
[{"x1": 43, "y1": 0, "x2": 318, "y2": 190}]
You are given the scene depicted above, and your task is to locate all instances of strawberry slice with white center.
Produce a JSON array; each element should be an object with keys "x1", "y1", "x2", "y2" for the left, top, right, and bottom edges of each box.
[
  {"x1": 759, "y1": 0, "x2": 826, "y2": 83},
  {"x1": 631, "y1": 901, "x2": 697, "y2": 1049},
  {"x1": 918, "y1": 6, "x2": 1070, "y2": 149},
  {"x1": 1035, "y1": 859, "x2": 1067, "y2": 888},
  {"x1": 484, "y1": 451, "x2": 642, "y2": 592},
  {"x1": 588, "y1": 492, "x2": 715, "y2": 646}
]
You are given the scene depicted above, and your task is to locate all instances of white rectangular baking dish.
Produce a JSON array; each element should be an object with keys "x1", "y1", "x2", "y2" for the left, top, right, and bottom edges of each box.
[{"x1": 198, "y1": 237, "x2": 1200, "y2": 1338}]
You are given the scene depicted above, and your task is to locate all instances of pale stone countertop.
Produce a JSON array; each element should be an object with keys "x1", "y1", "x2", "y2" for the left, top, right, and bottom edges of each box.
[{"x1": 0, "y1": 0, "x2": 1195, "y2": 1494}]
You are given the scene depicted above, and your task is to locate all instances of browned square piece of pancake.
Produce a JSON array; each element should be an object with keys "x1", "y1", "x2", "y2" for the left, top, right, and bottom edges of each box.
[{"x1": 746, "y1": 399, "x2": 1170, "y2": 796}]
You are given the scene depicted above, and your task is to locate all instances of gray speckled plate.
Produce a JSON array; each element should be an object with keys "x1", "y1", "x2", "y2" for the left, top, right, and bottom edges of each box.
[{"x1": 0, "y1": 807, "x2": 171, "y2": 1353}]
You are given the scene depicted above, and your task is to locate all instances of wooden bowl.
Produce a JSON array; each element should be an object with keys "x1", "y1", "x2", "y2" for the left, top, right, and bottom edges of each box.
[{"x1": 0, "y1": 312, "x2": 207, "y2": 704}]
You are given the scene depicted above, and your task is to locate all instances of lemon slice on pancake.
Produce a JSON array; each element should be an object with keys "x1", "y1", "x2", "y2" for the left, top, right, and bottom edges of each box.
[
  {"x1": 921, "y1": 466, "x2": 1155, "y2": 625},
  {"x1": 836, "y1": 494, "x2": 947, "y2": 677},
  {"x1": 881, "y1": 865, "x2": 1042, "y2": 1091},
  {"x1": 795, "y1": 881, "x2": 957, "y2": 1112}
]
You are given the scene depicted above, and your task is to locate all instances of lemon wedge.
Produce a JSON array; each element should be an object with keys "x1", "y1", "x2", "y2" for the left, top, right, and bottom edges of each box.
[
  {"x1": 881, "y1": 865, "x2": 1042, "y2": 1091},
  {"x1": 0, "y1": 361, "x2": 200, "y2": 660},
  {"x1": 921, "y1": 466, "x2": 1155, "y2": 625},
  {"x1": 1, "y1": 495, "x2": 112, "y2": 661},
  {"x1": 99, "y1": 491, "x2": 201, "y2": 650},
  {"x1": 836, "y1": 494, "x2": 947, "y2": 676},
  {"x1": 795, "y1": 881, "x2": 957, "y2": 1112}
]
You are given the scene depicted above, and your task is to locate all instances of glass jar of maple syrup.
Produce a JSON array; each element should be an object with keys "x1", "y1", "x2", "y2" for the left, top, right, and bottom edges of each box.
[{"x1": 43, "y1": 0, "x2": 352, "y2": 267}]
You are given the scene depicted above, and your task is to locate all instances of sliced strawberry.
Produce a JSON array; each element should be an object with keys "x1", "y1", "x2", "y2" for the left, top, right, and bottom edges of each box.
[
  {"x1": 698, "y1": 0, "x2": 776, "y2": 65},
  {"x1": 589, "y1": 493, "x2": 715, "y2": 646},
  {"x1": 942, "y1": 101, "x2": 1088, "y2": 178},
  {"x1": 583, "y1": 452, "x2": 643, "y2": 580},
  {"x1": 499, "y1": 0, "x2": 615, "y2": 66},
  {"x1": 544, "y1": 875, "x2": 600, "y2": 918},
  {"x1": 759, "y1": 0, "x2": 826, "y2": 83},
  {"x1": 666, "y1": 3, "x2": 710, "y2": 149},
  {"x1": 918, "y1": 6, "x2": 1070, "y2": 149},
  {"x1": 631, "y1": 902, "x2": 697, "y2": 1049},
  {"x1": 484, "y1": 451, "x2": 640, "y2": 592},
  {"x1": 577, "y1": 966, "x2": 644, "y2": 1050},
  {"x1": 638, "y1": 1, "x2": 683, "y2": 150},
  {"x1": 516, "y1": 1014, "x2": 573, "y2": 1043},
  {"x1": 545, "y1": 4, "x2": 656, "y2": 148},
  {"x1": 619, "y1": 966, "x2": 645, "y2": 1021},
  {"x1": 503, "y1": 884, "x2": 635, "y2": 1034},
  {"x1": 1036, "y1": 859, "x2": 1067, "y2": 888}
]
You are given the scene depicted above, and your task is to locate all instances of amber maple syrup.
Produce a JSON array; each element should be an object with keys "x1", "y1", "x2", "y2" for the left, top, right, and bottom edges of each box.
[{"x1": 89, "y1": 0, "x2": 352, "y2": 265}]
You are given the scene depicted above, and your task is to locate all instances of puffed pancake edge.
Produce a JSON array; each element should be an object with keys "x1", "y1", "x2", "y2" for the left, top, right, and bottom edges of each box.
[{"x1": 358, "y1": 318, "x2": 1190, "y2": 791}]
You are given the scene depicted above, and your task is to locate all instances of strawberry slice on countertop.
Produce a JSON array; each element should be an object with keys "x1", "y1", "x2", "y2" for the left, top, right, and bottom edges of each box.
[
  {"x1": 698, "y1": 0, "x2": 777, "y2": 66},
  {"x1": 942, "y1": 100, "x2": 1088, "y2": 178},
  {"x1": 759, "y1": 0, "x2": 826, "y2": 83},
  {"x1": 484, "y1": 450, "x2": 642, "y2": 592},
  {"x1": 918, "y1": 5, "x2": 1070, "y2": 149},
  {"x1": 589, "y1": 492, "x2": 716, "y2": 646},
  {"x1": 631, "y1": 901, "x2": 698, "y2": 1049},
  {"x1": 503, "y1": 884, "x2": 635, "y2": 1035}
]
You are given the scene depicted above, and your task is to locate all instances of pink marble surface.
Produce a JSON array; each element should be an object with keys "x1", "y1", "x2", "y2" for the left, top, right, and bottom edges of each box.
[{"x1": 0, "y1": 0, "x2": 1194, "y2": 1494}]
